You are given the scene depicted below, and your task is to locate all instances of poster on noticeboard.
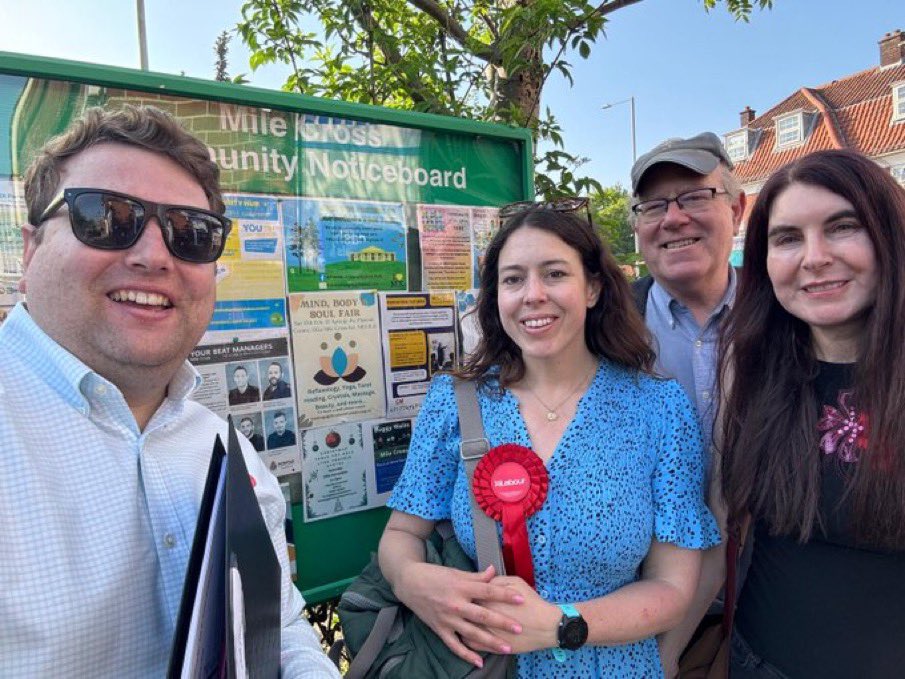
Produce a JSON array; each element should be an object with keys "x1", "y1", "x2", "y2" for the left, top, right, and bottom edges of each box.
[
  {"x1": 189, "y1": 334, "x2": 302, "y2": 479},
  {"x1": 379, "y1": 291, "x2": 458, "y2": 420},
  {"x1": 288, "y1": 291, "x2": 385, "y2": 429}
]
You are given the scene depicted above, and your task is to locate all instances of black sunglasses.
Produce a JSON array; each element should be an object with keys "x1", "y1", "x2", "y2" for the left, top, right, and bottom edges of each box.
[
  {"x1": 499, "y1": 197, "x2": 592, "y2": 225},
  {"x1": 37, "y1": 188, "x2": 232, "y2": 264}
]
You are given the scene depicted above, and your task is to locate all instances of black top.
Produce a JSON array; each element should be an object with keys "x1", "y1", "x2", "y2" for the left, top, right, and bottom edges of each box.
[
  {"x1": 631, "y1": 275, "x2": 655, "y2": 315},
  {"x1": 735, "y1": 362, "x2": 905, "y2": 678},
  {"x1": 262, "y1": 379, "x2": 292, "y2": 400},
  {"x1": 247, "y1": 432, "x2": 265, "y2": 452},
  {"x1": 267, "y1": 429, "x2": 297, "y2": 449},
  {"x1": 228, "y1": 384, "x2": 260, "y2": 405}
]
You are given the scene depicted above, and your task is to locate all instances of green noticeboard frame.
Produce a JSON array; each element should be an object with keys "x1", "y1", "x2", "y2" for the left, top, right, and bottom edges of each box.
[{"x1": 0, "y1": 51, "x2": 534, "y2": 604}]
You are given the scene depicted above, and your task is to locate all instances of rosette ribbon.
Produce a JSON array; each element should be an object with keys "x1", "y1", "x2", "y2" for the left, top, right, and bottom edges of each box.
[{"x1": 471, "y1": 444, "x2": 549, "y2": 588}]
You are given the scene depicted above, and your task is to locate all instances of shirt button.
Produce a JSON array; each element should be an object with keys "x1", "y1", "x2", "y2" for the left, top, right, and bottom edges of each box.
[
  {"x1": 540, "y1": 589, "x2": 550, "y2": 599},
  {"x1": 537, "y1": 533, "x2": 547, "y2": 545},
  {"x1": 694, "y1": 340, "x2": 703, "y2": 348},
  {"x1": 702, "y1": 391, "x2": 711, "y2": 400},
  {"x1": 95, "y1": 384, "x2": 107, "y2": 395},
  {"x1": 163, "y1": 533, "x2": 176, "y2": 548}
]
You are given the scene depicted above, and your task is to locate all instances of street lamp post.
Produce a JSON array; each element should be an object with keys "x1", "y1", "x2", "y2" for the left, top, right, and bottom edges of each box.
[
  {"x1": 601, "y1": 96, "x2": 636, "y2": 162},
  {"x1": 601, "y1": 96, "x2": 639, "y2": 252},
  {"x1": 136, "y1": 0, "x2": 149, "y2": 70}
]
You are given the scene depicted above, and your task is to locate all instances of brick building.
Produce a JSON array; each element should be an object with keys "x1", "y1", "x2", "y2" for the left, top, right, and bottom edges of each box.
[{"x1": 725, "y1": 29, "x2": 905, "y2": 225}]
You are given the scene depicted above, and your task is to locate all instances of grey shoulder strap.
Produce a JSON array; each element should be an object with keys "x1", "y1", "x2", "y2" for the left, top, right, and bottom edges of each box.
[
  {"x1": 452, "y1": 378, "x2": 506, "y2": 576},
  {"x1": 344, "y1": 605, "x2": 399, "y2": 679}
]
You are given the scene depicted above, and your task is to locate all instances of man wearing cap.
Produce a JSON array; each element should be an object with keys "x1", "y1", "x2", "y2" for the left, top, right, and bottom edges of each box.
[
  {"x1": 629, "y1": 132, "x2": 745, "y2": 443},
  {"x1": 628, "y1": 133, "x2": 745, "y2": 677}
]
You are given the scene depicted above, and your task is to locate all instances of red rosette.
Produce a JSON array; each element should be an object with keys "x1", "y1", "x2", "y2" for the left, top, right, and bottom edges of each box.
[{"x1": 471, "y1": 443, "x2": 548, "y2": 588}]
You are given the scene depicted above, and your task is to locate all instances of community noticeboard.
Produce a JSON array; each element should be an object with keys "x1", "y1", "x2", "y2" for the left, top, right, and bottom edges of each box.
[{"x1": 0, "y1": 51, "x2": 533, "y2": 604}]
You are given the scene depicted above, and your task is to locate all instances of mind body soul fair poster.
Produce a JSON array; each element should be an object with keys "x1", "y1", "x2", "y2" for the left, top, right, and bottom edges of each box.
[{"x1": 289, "y1": 291, "x2": 385, "y2": 429}]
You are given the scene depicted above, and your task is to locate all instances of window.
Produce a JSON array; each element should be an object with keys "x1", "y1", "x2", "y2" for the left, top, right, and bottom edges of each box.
[
  {"x1": 776, "y1": 113, "x2": 803, "y2": 148},
  {"x1": 894, "y1": 83, "x2": 905, "y2": 122},
  {"x1": 892, "y1": 164, "x2": 905, "y2": 186},
  {"x1": 725, "y1": 132, "x2": 748, "y2": 162}
]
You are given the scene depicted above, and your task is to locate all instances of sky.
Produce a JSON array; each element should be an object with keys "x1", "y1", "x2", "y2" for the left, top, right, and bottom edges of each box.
[{"x1": 0, "y1": 0, "x2": 900, "y2": 190}]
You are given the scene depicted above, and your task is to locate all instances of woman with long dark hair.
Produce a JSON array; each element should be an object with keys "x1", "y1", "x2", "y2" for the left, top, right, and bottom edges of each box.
[
  {"x1": 378, "y1": 206, "x2": 719, "y2": 677},
  {"x1": 718, "y1": 149, "x2": 905, "y2": 677}
]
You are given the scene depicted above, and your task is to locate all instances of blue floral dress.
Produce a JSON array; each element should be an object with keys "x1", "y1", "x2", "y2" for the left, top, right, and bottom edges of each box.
[{"x1": 387, "y1": 361, "x2": 720, "y2": 678}]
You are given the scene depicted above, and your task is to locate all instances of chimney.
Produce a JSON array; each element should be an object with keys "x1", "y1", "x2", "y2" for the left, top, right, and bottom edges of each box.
[
  {"x1": 879, "y1": 30, "x2": 904, "y2": 68},
  {"x1": 739, "y1": 106, "x2": 756, "y2": 127}
]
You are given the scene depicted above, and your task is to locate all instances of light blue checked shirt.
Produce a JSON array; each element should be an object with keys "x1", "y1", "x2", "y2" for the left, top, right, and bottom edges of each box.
[
  {"x1": 0, "y1": 304, "x2": 339, "y2": 678},
  {"x1": 644, "y1": 267, "x2": 737, "y2": 453}
]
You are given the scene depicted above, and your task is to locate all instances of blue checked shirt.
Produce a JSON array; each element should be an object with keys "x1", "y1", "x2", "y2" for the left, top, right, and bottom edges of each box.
[
  {"x1": 643, "y1": 268, "x2": 737, "y2": 454},
  {"x1": 0, "y1": 304, "x2": 339, "y2": 678}
]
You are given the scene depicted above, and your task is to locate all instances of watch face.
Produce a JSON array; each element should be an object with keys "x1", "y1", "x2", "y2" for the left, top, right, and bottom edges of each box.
[{"x1": 560, "y1": 615, "x2": 589, "y2": 650}]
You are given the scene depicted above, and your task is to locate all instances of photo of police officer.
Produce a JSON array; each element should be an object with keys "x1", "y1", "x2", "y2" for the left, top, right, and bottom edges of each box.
[
  {"x1": 266, "y1": 409, "x2": 297, "y2": 449},
  {"x1": 227, "y1": 362, "x2": 261, "y2": 405},
  {"x1": 260, "y1": 358, "x2": 292, "y2": 401},
  {"x1": 238, "y1": 413, "x2": 265, "y2": 452}
]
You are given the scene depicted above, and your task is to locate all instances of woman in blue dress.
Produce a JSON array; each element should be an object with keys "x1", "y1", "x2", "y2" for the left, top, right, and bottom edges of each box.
[{"x1": 378, "y1": 205, "x2": 720, "y2": 677}]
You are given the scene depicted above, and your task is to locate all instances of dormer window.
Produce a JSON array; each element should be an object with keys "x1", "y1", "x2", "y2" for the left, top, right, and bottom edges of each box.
[
  {"x1": 725, "y1": 131, "x2": 748, "y2": 162},
  {"x1": 893, "y1": 82, "x2": 905, "y2": 122},
  {"x1": 776, "y1": 113, "x2": 804, "y2": 148}
]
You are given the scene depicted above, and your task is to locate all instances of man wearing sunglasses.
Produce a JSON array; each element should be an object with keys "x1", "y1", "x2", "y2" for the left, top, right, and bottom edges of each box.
[
  {"x1": 629, "y1": 133, "x2": 745, "y2": 677},
  {"x1": 0, "y1": 105, "x2": 339, "y2": 678}
]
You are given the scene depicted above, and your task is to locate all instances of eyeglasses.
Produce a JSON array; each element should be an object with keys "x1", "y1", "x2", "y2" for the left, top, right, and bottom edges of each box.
[
  {"x1": 631, "y1": 187, "x2": 729, "y2": 224},
  {"x1": 499, "y1": 196, "x2": 590, "y2": 221},
  {"x1": 37, "y1": 188, "x2": 232, "y2": 263}
]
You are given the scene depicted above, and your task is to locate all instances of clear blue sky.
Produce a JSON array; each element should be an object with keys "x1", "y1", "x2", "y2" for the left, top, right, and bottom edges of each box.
[{"x1": 0, "y1": 0, "x2": 899, "y2": 189}]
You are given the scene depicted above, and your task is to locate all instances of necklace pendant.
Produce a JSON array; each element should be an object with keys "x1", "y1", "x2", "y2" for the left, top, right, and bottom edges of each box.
[{"x1": 546, "y1": 411, "x2": 557, "y2": 421}]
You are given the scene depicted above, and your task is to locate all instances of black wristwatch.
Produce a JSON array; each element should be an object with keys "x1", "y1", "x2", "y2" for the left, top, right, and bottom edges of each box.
[{"x1": 554, "y1": 603, "x2": 588, "y2": 660}]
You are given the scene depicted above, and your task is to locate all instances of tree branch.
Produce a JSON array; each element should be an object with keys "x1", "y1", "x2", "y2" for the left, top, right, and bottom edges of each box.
[
  {"x1": 478, "y1": 7, "x2": 499, "y2": 40},
  {"x1": 596, "y1": 0, "x2": 645, "y2": 18},
  {"x1": 347, "y1": 1, "x2": 429, "y2": 105},
  {"x1": 406, "y1": 0, "x2": 469, "y2": 42},
  {"x1": 528, "y1": 0, "x2": 645, "y2": 117},
  {"x1": 406, "y1": 0, "x2": 495, "y2": 61},
  {"x1": 268, "y1": 0, "x2": 303, "y2": 91}
]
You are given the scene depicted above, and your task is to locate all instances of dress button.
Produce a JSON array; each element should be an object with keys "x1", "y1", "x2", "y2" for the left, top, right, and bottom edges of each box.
[
  {"x1": 163, "y1": 533, "x2": 176, "y2": 548},
  {"x1": 540, "y1": 589, "x2": 550, "y2": 599},
  {"x1": 694, "y1": 340, "x2": 703, "y2": 349},
  {"x1": 537, "y1": 534, "x2": 546, "y2": 545}
]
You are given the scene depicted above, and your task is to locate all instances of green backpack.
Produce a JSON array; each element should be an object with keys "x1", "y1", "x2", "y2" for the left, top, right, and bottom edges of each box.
[{"x1": 337, "y1": 522, "x2": 515, "y2": 679}]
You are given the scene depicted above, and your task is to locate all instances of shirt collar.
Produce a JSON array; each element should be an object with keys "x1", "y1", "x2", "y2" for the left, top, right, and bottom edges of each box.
[
  {"x1": 650, "y1": 266, "x2": 737, "y2": 321},
  {"x1": 720, "y1": 266, "x2": 738, "y2": 314},
  {"x1": 168, "y1": 362, "x2": 203, "y2": 401},
  {"x1": 2, "y1": 302, "x2": 202, "y2": 407}
]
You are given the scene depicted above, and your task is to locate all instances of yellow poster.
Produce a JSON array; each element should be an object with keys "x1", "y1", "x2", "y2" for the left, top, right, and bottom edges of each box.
[{"x1": 215, "y1": 193, "x2": 286, "y2": 301}]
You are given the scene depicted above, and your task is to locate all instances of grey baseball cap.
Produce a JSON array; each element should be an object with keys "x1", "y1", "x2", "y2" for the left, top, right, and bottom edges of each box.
[{"x1": 631, "y1": 132, "x2": 733, "y2": 194}]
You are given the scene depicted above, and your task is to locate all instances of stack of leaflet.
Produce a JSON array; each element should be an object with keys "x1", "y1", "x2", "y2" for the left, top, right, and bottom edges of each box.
[{"x1": 168, "y1": 416, "x2": 281, "y2": 679}]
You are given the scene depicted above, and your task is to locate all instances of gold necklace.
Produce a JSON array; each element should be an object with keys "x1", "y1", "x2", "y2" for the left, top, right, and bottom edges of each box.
[{"x1": 526, "y1": 372, "x2": 592, "y2": 422}]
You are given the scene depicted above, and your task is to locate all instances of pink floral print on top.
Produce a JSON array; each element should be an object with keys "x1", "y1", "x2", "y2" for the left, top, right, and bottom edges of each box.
[{"x1": 817, "y1": 389, "x2": 868, "y2": 463}]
